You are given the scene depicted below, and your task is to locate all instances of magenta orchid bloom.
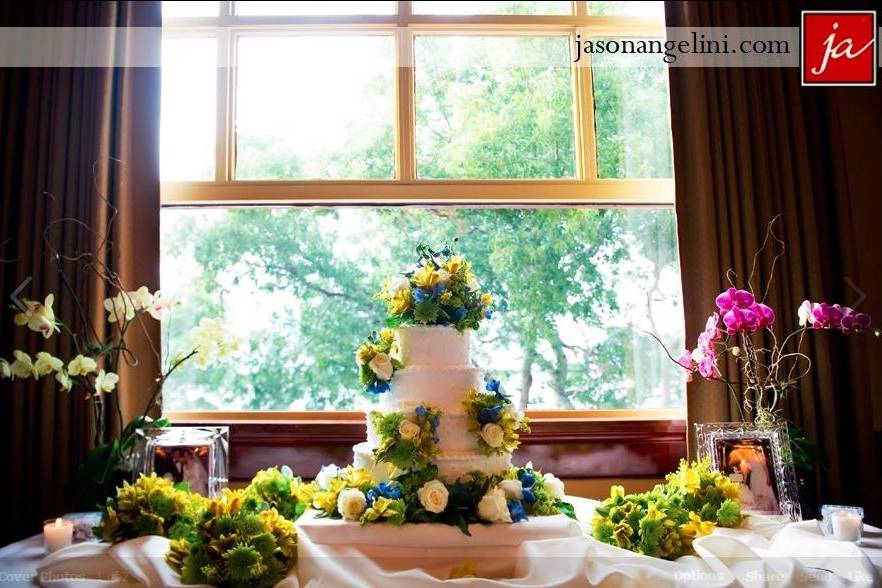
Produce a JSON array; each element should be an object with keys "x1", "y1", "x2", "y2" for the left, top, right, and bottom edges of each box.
[
  {"x1": 676, "y1": 350, "x2": 696, "y2": 382},
  {"x1": 799, "y1": 299, "x2": 872, "y2": 333},
  {"x1": 715, "y1": 287, "x2": 755, "y2": 312}
]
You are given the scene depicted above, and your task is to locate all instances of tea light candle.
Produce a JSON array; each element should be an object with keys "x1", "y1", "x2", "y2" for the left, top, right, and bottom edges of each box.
[
  {"x1": 43, "y1": 517, "x2": 73, "y2": 553},
  {"x1": 831, "y1": 510, "x2": 863, "y2": 542}
]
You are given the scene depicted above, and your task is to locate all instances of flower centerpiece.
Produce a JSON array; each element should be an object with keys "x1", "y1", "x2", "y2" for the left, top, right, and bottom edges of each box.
[
  {"x1": 370, "y1": 405, "x2": 442, "y2": 470},
  {"x1": 166, "y1": 489, "x2": 298, "y2": 587},
  {"x1": 355, "y1": 328, "x2": 403, "y2": 395},
  {"x1": 592, "y1": 459, "x2": 743, "y2": 560},
  {"x1": 651, "y1": 222, "x2": 874, "y2": 426},
  {"x1": 376, "y1": 243, "x2": 494, "y2": 331},
  {"x1": 463, "y1": 379, "x2": 530, "y2": 456}
]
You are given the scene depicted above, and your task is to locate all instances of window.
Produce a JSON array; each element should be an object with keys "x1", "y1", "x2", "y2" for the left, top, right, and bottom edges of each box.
[{"x1": 160, "y1": 2, "x2": 681, "y2": 418}]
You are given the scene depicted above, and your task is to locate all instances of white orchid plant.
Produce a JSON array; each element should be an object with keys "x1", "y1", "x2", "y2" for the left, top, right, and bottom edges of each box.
[{"x1": 2, "y1": 284, "x2": 242, "y2": 508}]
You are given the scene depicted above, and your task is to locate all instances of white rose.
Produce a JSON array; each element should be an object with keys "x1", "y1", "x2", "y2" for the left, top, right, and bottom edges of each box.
[
  {"x1": 337, "y1": 488, "x2": 367, "y2": 521},
  {"x1": 498, "y1": 479, "x2": 523, "y2": 501},
  {"x1": 386, "y1": 276, "x2": 411, "y2": 297},
  {"x1": 477, "y1": 487, "x2": 512, "y2": 523},
  {"x1": 417, "y1": 480, "x2": 449, "y2": 513},
  {"x1": 542, "y1": 472, "x2": 565, "y2": 499},
  {"x1": 467, "y1": 275, "x2": 480, "y2": 291},
  {"x1": 480, "y1": 423, "x2": 505, "y2": 448},
  {"x1": 368, "y1": 352, "x2": 394, "y2": 381},
  {"x1": 398, "y1": 419, "x2": 421, "y2": 441},
  {"x1": 435, "y1": 269, "x2": 451, "y2": 283},
  {"x1": 315, "y1": 464, "x2": 340, "y2": 490}
]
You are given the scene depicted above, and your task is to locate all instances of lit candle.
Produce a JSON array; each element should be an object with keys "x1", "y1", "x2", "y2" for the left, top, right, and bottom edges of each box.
[
  {"x1": 43, "y1": 517, "x2": 73, "y2": 553},
  {"x1": 831, "y1": 510, "x2": 862, "y2": 542}
]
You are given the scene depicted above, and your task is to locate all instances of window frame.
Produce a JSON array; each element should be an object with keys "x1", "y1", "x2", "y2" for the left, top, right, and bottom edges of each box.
[{"x1": 160, "y1": 1, "x2": 685, "y2": 477}]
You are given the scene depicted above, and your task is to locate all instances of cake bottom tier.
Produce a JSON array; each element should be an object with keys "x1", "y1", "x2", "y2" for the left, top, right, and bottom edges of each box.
[
  {"x1": 352, "y1": 441, "x2": 512, "y2": 482},
  {"x1": 295, "y1": 507, "x2": 583, "y2": 584}
]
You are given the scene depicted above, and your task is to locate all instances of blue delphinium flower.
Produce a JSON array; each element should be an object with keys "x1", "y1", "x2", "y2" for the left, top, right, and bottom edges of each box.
[
  {"x1": 415, "y1": 405, "x2": 427, "y2": 418},
  {"x1": 432, "y1": 284, "x2": 446, "y2": 297},
  {"x1": 517, "y1": 469, "x2": 537, "y2": 488},
  {"x1": 413, "y1": 288, "x2": 431, "y2": 304},
  {"x1": 451, "y1": 307, "x2": 468, "y2": 321},
  {"x1": 477, "y1": 405, "x2": 503, "y2": 425},
  {"x1": 429, "y1": 414, "x2": 440, "y2": 428},
  {"x1": 522, "y1": 487, "x2": 537, "y2": 505},
  {"x1": 367, "y1": 481, "x2": 402, "y2": 507},
  {"x1": 433, "y1": 433, "x2": 440, "y2": 444},
  {"x1": 368, "y1": 380, "x2": 391, "y2": 395},
  {"x1": 485, "y1": 378, "x2": 510, "y2": 402},
  {"x1": 508, "y1": 500, "x2": 527, "y2": 522},
  {"x1": 486, "y1": 310, "x2": 493, "y2": 319}
]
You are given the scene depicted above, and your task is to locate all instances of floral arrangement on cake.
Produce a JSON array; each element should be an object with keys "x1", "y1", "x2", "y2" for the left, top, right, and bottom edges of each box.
[
  {"x1": 355, "y1": 328, "x2": 403, "y2": 395},
  {"x1": 592, "y1": 459, "x2": 743, "y2": 560},
  {"x1": 310, "y1": 462, "x2": 573, "y2": 535},
  {"x1": 94, "y1": 473, "x2": 208, "y2": 543},
  {"x1": 370, "y1": 405, "x2": 442, "y2": 470},
  {"x1": 166, "y1": 489, "x2": 298, "y2": 587},
  {"x1": 463, "y1": 379, "x2": 530, "y2": 456},
  {"x1": 376, "y1": 243, "x2": 494, "y2": 331}
]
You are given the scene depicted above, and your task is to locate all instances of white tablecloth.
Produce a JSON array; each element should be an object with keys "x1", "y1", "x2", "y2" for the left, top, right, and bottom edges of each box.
[{"x1": 0, "y1": 497, "x2": 878, "y2": 587}]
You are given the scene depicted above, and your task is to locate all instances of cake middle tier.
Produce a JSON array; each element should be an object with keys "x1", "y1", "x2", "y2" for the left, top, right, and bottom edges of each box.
[
  {"x1": 382, "y1": 366, "x2": 483, "y2": 412},
  {"x1": 352, "y1": 441, "x2": 512, "y2": 483}
]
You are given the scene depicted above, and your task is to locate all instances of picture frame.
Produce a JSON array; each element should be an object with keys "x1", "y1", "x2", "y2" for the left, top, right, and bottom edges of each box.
[
  {"x1": 695, "y1": 422, "x2": 801, "y2": 521},
  {"x1": 135, "y1": 426, "x2": 229, "y2": 497}
]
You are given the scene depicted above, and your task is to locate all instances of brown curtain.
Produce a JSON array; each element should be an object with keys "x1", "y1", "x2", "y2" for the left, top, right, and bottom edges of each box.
[
  {"x1": 666, "y1": 0, "x2": 882, "y2": 521},
  {"x1": 0, "y1": 1, "x2": 160, "y2": 543}
]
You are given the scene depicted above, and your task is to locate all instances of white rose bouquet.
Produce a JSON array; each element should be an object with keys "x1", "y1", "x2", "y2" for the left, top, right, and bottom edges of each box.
[{"x1": 370, "y1": 405, "x2": 442, "y2": 470}]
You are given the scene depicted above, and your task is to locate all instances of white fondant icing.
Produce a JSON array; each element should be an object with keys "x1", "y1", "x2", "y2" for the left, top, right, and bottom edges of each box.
[
  {"x1": 397, "y1": 325, "x2": 471, "y2": 368},
  {"x1": 383, "y1": 366, "x2": 482, "y2": 412}
]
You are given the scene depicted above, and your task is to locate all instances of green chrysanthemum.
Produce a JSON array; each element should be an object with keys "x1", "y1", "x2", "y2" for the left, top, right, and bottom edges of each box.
[{"x1": 223, "y1": 544, "x2": 264, "y2": 580}]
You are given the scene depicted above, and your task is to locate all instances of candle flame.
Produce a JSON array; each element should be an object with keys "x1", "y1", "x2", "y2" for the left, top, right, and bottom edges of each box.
[{"x1": 55, "y1": 517, "x2": 62, "y2": 528}]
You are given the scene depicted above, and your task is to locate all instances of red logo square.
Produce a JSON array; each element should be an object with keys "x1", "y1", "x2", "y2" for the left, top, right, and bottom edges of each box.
[{"x1": 801, "y1": 11, "x2": 877, "y2": 86}]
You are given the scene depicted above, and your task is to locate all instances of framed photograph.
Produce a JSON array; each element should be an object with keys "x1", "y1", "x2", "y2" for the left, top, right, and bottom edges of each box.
[
  {"x1": 695, "y1": 422, "x2": 801, "y2": 521},
  {"x1": 136, "y1": 426, "x2": 229, "y2": 497}
]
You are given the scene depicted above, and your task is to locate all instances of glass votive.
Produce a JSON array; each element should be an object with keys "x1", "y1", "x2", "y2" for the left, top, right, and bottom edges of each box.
[
  {"x1": 821, "y1": 505, "x2": 864, "y2": 542},
  {"x1": 43, "y1": 517, "x2": 74, "y2": 553}
]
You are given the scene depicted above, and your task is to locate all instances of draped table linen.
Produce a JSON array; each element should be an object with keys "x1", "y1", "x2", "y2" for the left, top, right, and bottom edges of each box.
[{"x1": 0, "y1": 497, "x2": 876, "y2": 587}]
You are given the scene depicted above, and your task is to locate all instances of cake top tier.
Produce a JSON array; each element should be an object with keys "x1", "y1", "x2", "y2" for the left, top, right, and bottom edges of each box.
[
  {"x1": 397, "y1": 325, "x2": 471, "y2": 368},
  {"x1": 375, "y1": 243, "x2": 494, "y2": 332}
]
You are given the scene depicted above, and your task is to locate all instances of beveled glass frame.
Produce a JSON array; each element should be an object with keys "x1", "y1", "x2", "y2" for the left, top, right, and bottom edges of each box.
[{"x1": 696, "y1": 422, "x2": 802, "y2": 521}]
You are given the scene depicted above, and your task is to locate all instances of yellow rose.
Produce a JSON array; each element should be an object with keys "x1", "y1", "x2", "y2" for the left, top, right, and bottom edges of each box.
[
  {"x1": 389, "y1": 288, "x2": 412, "y2": 315},
  {"x1": 411, "y1": 265, "x2": 440, "y2": 289},
  {"x1": 481, "y1": 292, "x2": 493, "y2": 306}
]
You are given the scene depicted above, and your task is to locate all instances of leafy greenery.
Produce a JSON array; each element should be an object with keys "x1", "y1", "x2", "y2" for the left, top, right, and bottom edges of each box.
[{"x1": 161, "y1": 208, "x2": 683, "y2": 412}]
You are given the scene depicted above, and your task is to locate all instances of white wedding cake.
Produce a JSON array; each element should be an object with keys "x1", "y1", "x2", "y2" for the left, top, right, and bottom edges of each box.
[{"x1": 353, "y1": 325, "x2": 514, "y2": 482}]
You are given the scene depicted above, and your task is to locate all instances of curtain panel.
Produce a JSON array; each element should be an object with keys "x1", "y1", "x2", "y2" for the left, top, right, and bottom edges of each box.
[
  {"x1": 666, "y1": 0, "x2": 882, "y2": 521},
  {"x1": 0, "y1": 1, "x2": 160, "y2": 544}
]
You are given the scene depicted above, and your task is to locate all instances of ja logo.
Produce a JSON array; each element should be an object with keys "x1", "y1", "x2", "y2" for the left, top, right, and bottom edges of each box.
[{"x1": 801, "y1": 11, "x2": 877, "y2": 86}]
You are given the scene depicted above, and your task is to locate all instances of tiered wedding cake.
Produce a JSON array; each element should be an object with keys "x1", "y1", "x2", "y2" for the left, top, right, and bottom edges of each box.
[
  {"x1": 353, "y1": 325, "x2": 514, "y2": 482},
  {"x1": 306, "y1": 244, "x2": 572, "y2": 529}
]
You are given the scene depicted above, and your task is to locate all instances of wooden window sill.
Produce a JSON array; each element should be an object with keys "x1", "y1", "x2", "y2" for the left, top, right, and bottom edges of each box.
[{"x1": 167, "y1": 411, "x2": 687, "y2": 481}]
